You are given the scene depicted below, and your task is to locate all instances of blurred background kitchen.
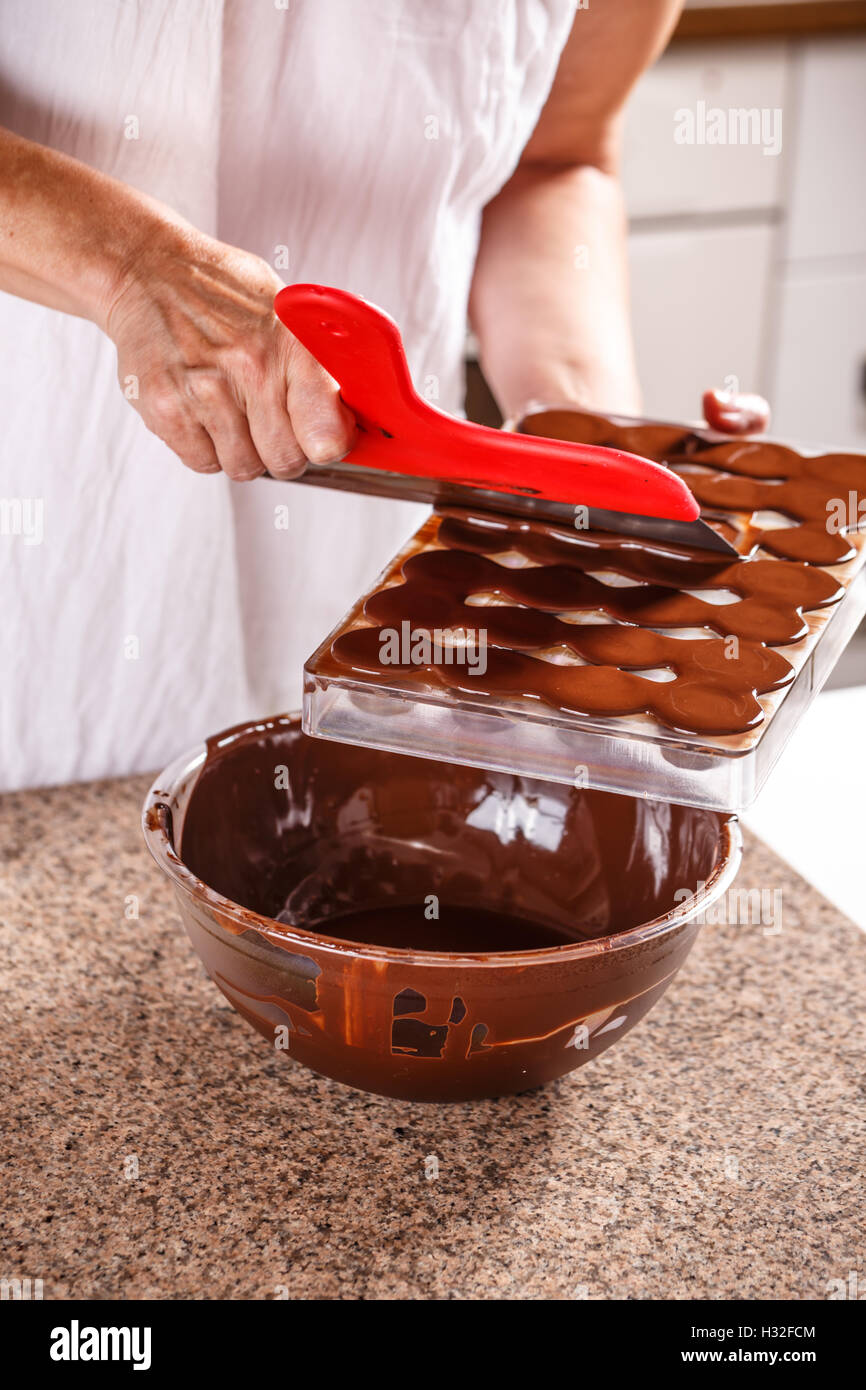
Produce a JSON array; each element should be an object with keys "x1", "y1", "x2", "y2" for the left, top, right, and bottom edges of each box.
[{"x1": 468, "y1": 0, "x2": 866, "y2": 927}]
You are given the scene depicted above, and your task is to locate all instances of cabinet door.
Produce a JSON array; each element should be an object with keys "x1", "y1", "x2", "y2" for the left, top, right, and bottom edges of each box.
[
  {"x1": 628, "y1": 222, "x2": 775, "y2": 421},
  {"x1": 622, "y1": 41, "x2": 789, "y2": 219},
  {"x1": 769, "y1": 271, "x2": 866, "y2": 450},
  {"x1": 786, "y1": 37, "x2": 866, "y2": 262}
]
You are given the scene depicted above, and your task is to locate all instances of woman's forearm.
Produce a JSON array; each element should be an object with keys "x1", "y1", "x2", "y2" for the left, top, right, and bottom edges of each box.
[
  {"x1": 0, "y1": 126, "x2": 173, "y2": 326},
  {"x1": 0, "y1": 127, "x2": 354, "y2": 478},
  {"x1": 469, "y1": 160, "x2": 642, "y2": 421}
]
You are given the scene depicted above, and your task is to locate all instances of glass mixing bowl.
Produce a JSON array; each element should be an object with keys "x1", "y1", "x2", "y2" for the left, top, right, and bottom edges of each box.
[{"x1": 143, "y1": 715, "x2": 741, "y2": 1101}]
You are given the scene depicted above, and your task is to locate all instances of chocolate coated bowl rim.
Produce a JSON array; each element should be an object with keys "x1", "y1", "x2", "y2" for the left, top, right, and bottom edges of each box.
[{"x1": 142, "y1": 714, "x2": 742, "y2": 968}]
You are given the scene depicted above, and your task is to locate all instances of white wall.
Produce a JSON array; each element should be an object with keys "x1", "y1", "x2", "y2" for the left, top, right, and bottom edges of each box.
[{"x1": 622, "y1": 35, "x2": 866, "y2": 450}]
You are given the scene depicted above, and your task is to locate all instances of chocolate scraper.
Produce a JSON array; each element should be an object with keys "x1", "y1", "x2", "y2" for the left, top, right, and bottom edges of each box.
[{"x1": 273, "y1": 284, "x2": 738, "y2": 557}]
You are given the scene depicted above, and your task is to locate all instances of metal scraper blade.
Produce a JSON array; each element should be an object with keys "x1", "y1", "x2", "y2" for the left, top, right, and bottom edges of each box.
[{"x1": 288, "y1": 459, "x2": 739, "y2": 557}]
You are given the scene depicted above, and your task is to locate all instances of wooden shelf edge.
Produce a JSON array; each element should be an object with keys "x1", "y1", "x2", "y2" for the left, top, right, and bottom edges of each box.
[{"x1": 673, "y1": 1, "x2": 866, "y2": 42}]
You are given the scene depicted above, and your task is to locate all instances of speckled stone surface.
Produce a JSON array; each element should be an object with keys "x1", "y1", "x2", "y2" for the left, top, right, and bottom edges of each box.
[{"x1": 1, "y1": 772, "x2": 863, "y2": 1301}]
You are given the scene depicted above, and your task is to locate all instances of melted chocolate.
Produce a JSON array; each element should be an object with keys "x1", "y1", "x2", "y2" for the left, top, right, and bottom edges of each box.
[
  {"x1": 153, "y1": 716, "x2": 735, "y2": 1099},
  {"x1": 307, "y1": 903, "x2": 580, "y2": 952},
  {"x1": 314, "y1": 408, "x2": 865, "y2": 738},
  {"x1": 179, "y1": 720, "x2": 727, "y2": 940}
]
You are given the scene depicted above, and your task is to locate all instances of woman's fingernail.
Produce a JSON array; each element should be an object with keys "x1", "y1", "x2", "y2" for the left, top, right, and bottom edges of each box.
[
  {"x1": 305, "y1": 435, "x2": 350, "y2": 465},
  {"x1": 307, "y1": 439, "x2": 340, "y2": 461}
]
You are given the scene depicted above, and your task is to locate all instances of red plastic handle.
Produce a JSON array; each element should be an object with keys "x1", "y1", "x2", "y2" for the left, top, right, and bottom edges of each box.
[{"x1": 274, "y1": 284, "x2": 699, "y2": 521}]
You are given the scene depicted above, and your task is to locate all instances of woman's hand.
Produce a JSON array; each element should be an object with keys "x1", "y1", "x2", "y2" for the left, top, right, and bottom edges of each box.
[
  {"x1": 104, "y1": 224, "x2": 356, "y2": 479},
  {"x1": 0, "y1": 127, "x2": 354, "y2": 480},
  {"x1": 703, "y1": 387, "x2": 771, "y2": 437}
]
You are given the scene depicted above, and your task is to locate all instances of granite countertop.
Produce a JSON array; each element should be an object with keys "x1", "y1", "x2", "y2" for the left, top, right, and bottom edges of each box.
[{"x1": 1, "y1": 772, "x2": 863, "y2": 1301}]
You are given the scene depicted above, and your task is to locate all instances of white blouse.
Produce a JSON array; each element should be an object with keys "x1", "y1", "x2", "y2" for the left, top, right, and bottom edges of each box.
[{"x1": 0, "y1": 0, "x2": 575, "y2": 788}]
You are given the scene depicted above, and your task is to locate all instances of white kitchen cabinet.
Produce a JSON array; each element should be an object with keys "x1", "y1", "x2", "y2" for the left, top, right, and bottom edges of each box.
[
  {"x1": 619, "y1": 30, "x2": 864, "y2": 450},
  {"x1": 769, "y1": 270, "x2": 866, "y2": 449},
  {"x1": 621, "y1": 40, "x2": 789, "y2": 219},
  {"x1": 628, "y1": 222, "x2": 776, "y2": 421},
  {"x1": 785, "y1": 37, "x2": 866, "y2": 262},
  {"x1": 470, "y1": 32, "x2": 863, "y2": 456}
]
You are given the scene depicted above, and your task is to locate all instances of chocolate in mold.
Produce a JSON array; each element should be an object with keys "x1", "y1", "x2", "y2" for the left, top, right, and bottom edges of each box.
[
  {"x1": 316, "y1": 511, "x2": 838, "y2": 737},
  {"x1": 314, "y1": 408, "x2": 865, "y2": 740},
  {"x1": 520, "y1": 408, "x2": 866, "y2": 566}
]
